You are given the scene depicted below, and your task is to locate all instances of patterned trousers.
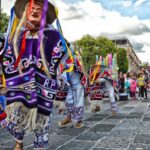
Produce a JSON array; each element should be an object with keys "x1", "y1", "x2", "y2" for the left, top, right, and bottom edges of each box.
[
  {"x1": 65, "y1": 86, "x2": 84, "y2": 122},
  {"x1": 1, "y1": 102, "x2": 50, "y2": 149}
]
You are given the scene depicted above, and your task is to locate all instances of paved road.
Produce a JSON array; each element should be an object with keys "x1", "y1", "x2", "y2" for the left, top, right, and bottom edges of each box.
[{"x1": 0, "y1": 95, "x2": 150, "y2": 150}]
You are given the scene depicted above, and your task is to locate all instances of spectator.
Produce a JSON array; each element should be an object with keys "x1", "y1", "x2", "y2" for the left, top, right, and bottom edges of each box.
[
  {"x1": 130, "y1": 75, "x2": 137, "y2": 100},
  {"x1": 118, "y1": 72, "x2": 125, "y2": 93},
  {"x1": 138, "y1": 73, "x2": 145, "y2": 100},
  {"x1": 143, "y1": 70, "x2": 149, "y2": 99},
  {"x1": 125, "y1": 72, "x2": 131, "y2": 99}
]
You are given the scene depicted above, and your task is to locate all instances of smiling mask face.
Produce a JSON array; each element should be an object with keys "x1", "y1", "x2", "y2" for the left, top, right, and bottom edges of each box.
[{"x1": 27, "y1": 2, "x2": 43, "y2": 28}]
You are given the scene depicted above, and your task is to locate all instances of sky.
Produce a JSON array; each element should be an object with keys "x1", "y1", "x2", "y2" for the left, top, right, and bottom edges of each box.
[{"x1": 1, "y1": 0, "x2": 150, "y2": 63}]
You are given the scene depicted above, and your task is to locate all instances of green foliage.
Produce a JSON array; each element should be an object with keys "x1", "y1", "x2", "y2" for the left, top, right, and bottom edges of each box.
[
  {"x1": 76, "y1": 35, "x2": 118, "y2": 72},
  {"x1": 96, "y1": 36, "x2": 117, "y2": 57},
  {"x1": 76, "y1": 35, "x2": 129, "y2": 73},
  {"x1": 76, "y1": 35, "x2": 96, "y2": 71},
  {"x1": 117, "y1": 48, "x2": 129, "y2": 73},
  {"x1": 0, "y1": 11, "x2": 9, "y2": 33}
]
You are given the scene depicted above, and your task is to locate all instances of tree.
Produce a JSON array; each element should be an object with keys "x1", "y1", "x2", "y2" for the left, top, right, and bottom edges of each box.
[
  {"x1": 76, "y1": 35, "x2": 118, "y2": 72},
  {"x1": 96, "y1": 36, "x2": 117, "y2": 57},
  {"x1": 76, "y1": 35, "x2": 97, "y2": 71},
  {"x1": 0, "y1": 11, "x2": 9, "y2": 33},
  {"x1": 117, "y1": 48, "x2": 129, "y2": 73},
  {"x1": 76, "y1": 35, "x2": 129, "y2": 73}
]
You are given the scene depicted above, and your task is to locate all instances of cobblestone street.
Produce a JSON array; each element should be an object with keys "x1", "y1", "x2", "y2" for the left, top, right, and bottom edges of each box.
[{"x1": 0, "y1": 95, "x2": 150, "y2": 150}]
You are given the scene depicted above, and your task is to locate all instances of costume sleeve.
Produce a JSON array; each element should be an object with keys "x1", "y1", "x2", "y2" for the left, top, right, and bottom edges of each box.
[{"x1": 44, "y1": 27, "x2": 67, "y2": 76}]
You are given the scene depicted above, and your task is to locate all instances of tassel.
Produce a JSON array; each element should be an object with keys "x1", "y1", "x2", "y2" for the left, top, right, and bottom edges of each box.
[
  {"x1": 4, "y1": 7, "x2": 15, "y2": 51},
  {"x1": 13, "y1": 0, "x2": 34, "y2": 69},
  {"x1": 9, "y1": 17, "x2": 19, "y2": 42},
  {"x1": 14, "y1": 30, "x2": 27, "y2": 69},
  {"x1": 2, "y1": 74, "x2": 6, "y2": 87}
]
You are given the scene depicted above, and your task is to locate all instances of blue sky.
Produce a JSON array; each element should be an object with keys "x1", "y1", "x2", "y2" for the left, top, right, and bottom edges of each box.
[
  {"x1": 63, "y1": 0, "x2": 150, "y2": 19},
  {"x1": 97, "y1": 0, "x2": 150, "y2": 19}
]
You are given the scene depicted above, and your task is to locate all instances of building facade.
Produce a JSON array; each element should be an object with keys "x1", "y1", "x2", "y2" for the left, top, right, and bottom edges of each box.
[{"x1": 112, "y1": 38, "x2": 141, "y2": 72}]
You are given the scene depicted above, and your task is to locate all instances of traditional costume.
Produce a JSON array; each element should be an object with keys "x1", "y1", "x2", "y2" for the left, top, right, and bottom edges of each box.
[
  {"x1": 1, "y1": 0, "x2": 74, "y2": 149},
  {"x1": 87, "y1": 54, "x2": 119, "y2": 114},
  {"x1": 57, "y1": 48, "x2": 86, "y2": 128}
]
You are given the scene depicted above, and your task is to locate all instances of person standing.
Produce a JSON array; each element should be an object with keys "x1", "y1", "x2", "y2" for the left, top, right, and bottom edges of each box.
[
  {"x1": 58, "y1": 52, "x2": 86, "y2": 128},
  {"x1": 130, "y1": 75, "x2": 137, "y2": 100},
  {"x1": 125, "y1": 73, "x2": 131, "y2": 99},
  {"x1": 143, "y1": 70, "x2": 149, "y2": 99},
  {"x1": 138, "y1": 73, "x2": 145, "y2": 100},
  {"x1": 1, "y1": 0, "x2": 75, "y2": 149},
  {"x1": 118, "y1": 72, "x2": 125, "y2": 93}
]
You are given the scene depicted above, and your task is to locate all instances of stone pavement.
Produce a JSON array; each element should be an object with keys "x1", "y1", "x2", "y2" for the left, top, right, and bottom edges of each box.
[{"x1": 0, "y1": 95, "x2": 150, "y2": 150}]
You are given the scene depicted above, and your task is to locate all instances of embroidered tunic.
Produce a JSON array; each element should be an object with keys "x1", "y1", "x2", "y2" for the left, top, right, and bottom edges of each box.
[{"x1": 2, "y1": 25, "x2": 65, "y2": 116}]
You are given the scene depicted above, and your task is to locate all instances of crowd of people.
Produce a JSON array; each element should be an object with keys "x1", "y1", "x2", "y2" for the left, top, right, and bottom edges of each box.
[{"x1": 118, "y1": 67, "x2": 150, "y2": 100}]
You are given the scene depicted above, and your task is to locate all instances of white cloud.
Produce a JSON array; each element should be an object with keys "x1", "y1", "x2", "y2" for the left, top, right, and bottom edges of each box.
[
  {"x1": 1, "y1": 0, "x2": 15, "y2": 14},
  {"x1": 122, "y1": 0, "x2": 133, "y2": 7},
  {"x1": 136, "y1": 45, "x2": 150, "y2": 63},
  {"x1": 1, "y1": 0, "x2": 150, "y2": 63},
  {"x1": 134, "y1": 0, "x2": 146, "y2": 7},
  {"x1": 129, "y1": 33, "x2": 150, "y2": 62},
  {"x1": 56, "y1": 0, "x2": 150, "y2": 63}
]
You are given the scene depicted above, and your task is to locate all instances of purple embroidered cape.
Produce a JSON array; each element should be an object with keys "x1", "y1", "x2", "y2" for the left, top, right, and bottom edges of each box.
[{"x1": 2, "y1": 25, "x2": 65, "y2": 116}]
